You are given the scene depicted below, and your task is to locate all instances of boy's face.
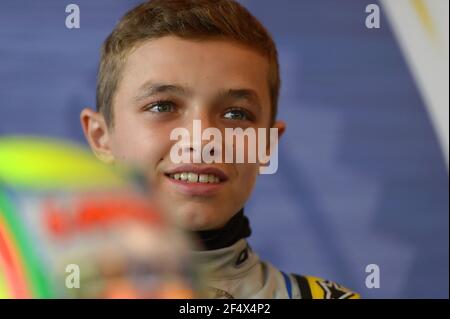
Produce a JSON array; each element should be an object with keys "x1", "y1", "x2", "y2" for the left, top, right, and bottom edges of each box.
[{"x1": 82, "y1": 36, "x2": 285, "y2": 231}]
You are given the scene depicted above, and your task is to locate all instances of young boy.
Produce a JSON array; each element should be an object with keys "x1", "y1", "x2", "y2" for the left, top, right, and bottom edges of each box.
[{"x1": 81, "y1": 0, "x2": 359, "y2": 299}]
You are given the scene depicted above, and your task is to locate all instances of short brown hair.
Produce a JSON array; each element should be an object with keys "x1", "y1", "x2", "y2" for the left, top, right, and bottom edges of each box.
[{"x1": 97, "y1": 0, "x2": 280, "y2": 126}]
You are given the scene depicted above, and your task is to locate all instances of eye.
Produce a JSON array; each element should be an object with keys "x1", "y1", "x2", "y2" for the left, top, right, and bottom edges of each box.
[
  {"x1": 145, "y1": 101, "x2": 176, "y2": 113},
  {"x1": 223, "y1": 108, "x2": 253, "y2": 121}
]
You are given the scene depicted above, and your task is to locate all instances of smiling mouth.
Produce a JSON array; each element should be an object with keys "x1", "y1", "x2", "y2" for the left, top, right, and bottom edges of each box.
[
  {"x1": 165, "y1": 172, "x2": 223, "y2": 184},
  {"x1": 164, "y1": 170, "x2": 226, "y2": 196}
]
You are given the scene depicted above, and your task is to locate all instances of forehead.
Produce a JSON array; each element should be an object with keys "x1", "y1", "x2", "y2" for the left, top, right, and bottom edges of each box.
[{"x1": 118, "y1": 36, "x2": 271, "y2": 104}]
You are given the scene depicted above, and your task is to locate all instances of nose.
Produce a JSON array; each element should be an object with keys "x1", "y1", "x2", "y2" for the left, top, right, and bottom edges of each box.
[
  {"x1": 181, "y1": 145, "x2": 215, "y2": 156},
  {"x1": 182, "y1": 113, "x2": 220, "y2": 162}
]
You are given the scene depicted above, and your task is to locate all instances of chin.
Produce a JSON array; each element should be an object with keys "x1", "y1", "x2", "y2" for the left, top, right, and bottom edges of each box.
[{"x1": 173, "y1": 206, "x2": 229, "y2": 231}]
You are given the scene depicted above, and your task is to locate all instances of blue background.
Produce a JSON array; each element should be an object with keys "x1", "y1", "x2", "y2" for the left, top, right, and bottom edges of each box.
[{"x1": 0, "y1": 0, "x2": 448, "y2": 298}]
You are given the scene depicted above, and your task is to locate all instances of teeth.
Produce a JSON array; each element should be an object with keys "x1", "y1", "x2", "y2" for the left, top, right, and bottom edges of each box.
[
  {"x1": 169, "y1": 172, "x2": 221, "y2": 184},
  {"x1": 199, "y1": 174, "x2": 209, "y2": 183},
  {"x1": 188, "y1": 173, "x2": 198, "y2": 183}
]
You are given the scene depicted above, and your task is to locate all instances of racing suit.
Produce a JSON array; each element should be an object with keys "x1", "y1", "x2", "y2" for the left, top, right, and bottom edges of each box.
[{"x1": 192, "y1": 210, "x2": 360, "y2": 299}]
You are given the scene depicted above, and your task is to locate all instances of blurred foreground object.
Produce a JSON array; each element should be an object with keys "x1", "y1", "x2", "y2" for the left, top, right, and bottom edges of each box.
[{"x1": 0, "y1": 136, "x2": 198, "y2": 298}]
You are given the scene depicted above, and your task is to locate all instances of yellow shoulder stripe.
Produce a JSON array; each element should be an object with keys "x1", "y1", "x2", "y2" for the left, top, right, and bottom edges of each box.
[{"x1": 304, "y1": 276, "x2": 360, "y2": 299}]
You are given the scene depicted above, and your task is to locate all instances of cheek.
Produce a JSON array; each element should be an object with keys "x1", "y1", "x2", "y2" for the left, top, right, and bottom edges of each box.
[
  {"x1": 234, "y1": 163, "x2": 259, "y2": 195},
  {"x1": 109, "y1": 117, "x2": 171, "y2": 169}
]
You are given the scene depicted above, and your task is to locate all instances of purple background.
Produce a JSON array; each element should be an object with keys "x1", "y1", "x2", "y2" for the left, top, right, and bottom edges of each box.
[{"x1": 0, "y1": 0, "x2": 448, "y2": 298}]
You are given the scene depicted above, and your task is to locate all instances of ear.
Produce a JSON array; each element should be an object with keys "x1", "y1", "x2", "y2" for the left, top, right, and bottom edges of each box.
[
  {"x1": 80, "y1": 108, "x2": 115, "y2": 164},
  {"x1": 273, "y1": 120, "x2": 286, "y2": 139},
  {"x1": 266, "y1": 119, "x2": 286, "y2": 152}
]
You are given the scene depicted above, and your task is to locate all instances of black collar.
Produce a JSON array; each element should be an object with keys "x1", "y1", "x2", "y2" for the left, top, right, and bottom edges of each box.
[{"x1": 193, "y1": 208, "x2": 251, "y2": 250}]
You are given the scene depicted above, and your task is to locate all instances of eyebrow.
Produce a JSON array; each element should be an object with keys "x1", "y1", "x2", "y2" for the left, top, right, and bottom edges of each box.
[
  {"x1": 134, "y1": 81, "x2": 261, "y2": 109},
  {"x1": 134, "y1": 81, "x2": 192, "y2": 102},
  {"x1": 217, "y1": 88, "x2": 262, "y2": 109}
]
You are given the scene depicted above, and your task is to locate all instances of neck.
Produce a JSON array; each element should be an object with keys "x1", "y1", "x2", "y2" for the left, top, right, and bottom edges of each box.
[{"x1": 192, "y1": 208, "x2": 251, "y2": 250}]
